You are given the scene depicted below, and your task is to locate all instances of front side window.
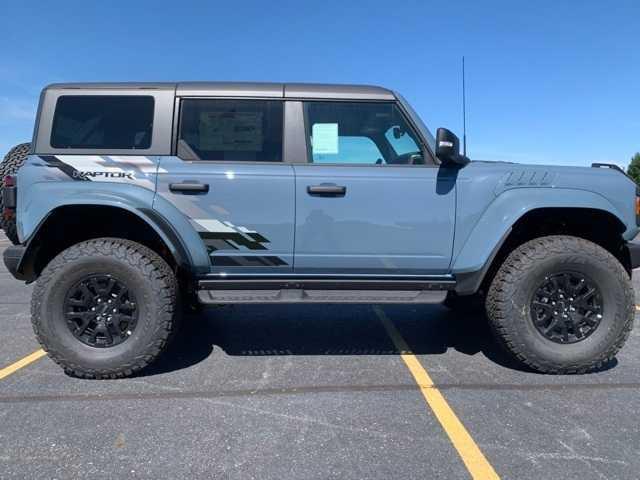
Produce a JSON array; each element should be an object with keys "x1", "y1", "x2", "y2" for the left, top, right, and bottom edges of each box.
[
  {"x1": 51, "y1": 96, "x2": 154, "y2": 149},
  {"x1": 178, "y1": 99, "x2": 283, "y2": 162},
  {"x1": 304, "y1": 101, "x2": 424, "y2": 165}
]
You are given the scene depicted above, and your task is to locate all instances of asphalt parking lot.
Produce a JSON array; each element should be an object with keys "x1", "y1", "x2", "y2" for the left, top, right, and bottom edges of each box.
[{"x1": 2, "y1": 233, "x2": 640, "y2": 480}]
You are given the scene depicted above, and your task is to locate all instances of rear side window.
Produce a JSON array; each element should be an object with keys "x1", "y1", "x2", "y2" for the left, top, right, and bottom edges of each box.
[
  {"x1": 178, "y1": 99, "x2": 283, "y2": 162},
  {"x1": 51, "y1": 96, "x2": 154, "y2": 149}
]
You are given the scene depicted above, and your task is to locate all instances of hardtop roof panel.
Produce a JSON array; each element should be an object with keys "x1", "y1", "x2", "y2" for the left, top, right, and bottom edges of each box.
[
  {"x1": 177, "y1": 82, "x2": 284, "y2": 97},
  {"x1": 43, "y1": 82, "x2": 396, "y2": 100},
  {"x1": 45, "y1": 82, "x2": 177, "y2": 91},
  {"x1": 284, "y1": 83, "x2": 395, "y2": 100}
]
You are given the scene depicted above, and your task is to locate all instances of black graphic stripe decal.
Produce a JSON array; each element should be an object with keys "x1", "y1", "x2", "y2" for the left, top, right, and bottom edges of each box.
[
  {"x1": 39, "y1": 155, "x2": 91, "y2": 181},
  {"x1": 212, "y1": 256, "x2": 288, "y2": 267},
  {"x1": 192, "y1": 218, "x2": 288, "y2": 267},
  {"x1": 199, "y1": 231, "x2": 268, "y2": 251}
]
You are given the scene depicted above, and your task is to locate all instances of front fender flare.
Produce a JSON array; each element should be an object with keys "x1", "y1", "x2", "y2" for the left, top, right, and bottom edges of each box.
[{"x1": 452, "y1": 188, "x2": 626, "y2": 294}]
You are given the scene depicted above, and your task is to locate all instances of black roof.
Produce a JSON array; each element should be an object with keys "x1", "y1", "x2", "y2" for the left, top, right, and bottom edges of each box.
[{"x1": 44, "y1": 82, "x2": 395, "y2": 100}]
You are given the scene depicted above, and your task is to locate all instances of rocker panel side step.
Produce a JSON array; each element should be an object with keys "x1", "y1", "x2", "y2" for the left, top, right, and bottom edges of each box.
[
  {"x1": 197, "y1": 289, "x2": 448, "y2": 304},
  {"x1": 198, "y1": 275, "x2": 455, "y2": 291}
]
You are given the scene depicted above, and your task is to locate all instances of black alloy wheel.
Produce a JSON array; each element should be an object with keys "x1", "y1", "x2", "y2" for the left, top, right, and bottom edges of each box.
[
  {"x1": 530, "y1": 272, "x2": 603, "y2": 344},
  {"x1": 63, "y1": 275, "x2": 138, "y2": 348}
]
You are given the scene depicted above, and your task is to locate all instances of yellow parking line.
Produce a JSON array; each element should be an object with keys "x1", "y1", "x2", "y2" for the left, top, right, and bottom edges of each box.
[
  {"x1": 0, "y1": 349, "x2": 46, "y2": 380},
  {"x1": 375, "y1": 307, "x2": 500, "y2": 480}
]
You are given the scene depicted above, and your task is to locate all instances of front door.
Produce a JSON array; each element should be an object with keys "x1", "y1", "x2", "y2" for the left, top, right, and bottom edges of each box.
[
  {"x1": 156, "y1": 98, "x2": 295, "y2": 273},
  {"x1": 293, "y1": 101, "x2": 456, "y2": 275}
]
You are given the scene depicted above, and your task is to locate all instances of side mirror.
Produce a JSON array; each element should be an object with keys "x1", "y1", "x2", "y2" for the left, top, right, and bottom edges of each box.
[
  {"x1": 392, "y1": 126, "x2": 405, "y2": 139},
  {"x1": 435, "y1": 128, "x2": 469, "y2": 166}
]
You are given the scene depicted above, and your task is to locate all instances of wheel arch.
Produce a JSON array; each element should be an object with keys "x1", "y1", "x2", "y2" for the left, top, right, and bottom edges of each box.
[
  {"x1": 17, "y1": 203, "x2": 194, "y2": 283},
  {"x1": 453, "y1": 191, "x2": 631, "y2": 295}
]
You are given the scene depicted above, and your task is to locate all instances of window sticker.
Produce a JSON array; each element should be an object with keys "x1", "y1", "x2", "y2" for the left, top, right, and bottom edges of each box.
[
  {"x1": 199, "y1": 112, "x2": 264, "y2": 152},
  {"x1": 312, "y1": 123, "x2": 339, "y2": 154}
]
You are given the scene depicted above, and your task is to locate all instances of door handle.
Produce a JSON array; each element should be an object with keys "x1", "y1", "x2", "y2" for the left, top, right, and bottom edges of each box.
[
  {"x1": 169, "y1": 182, "x2": 210, "y2": 193},
  {"x1": 307, "y1": 184, "x2": 347, "y2": 197}
]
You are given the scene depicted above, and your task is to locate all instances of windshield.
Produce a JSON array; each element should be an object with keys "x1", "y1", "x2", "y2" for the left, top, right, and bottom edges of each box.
[{"x1": 395, "y1": 93, "x2": 436, "y2": 154}]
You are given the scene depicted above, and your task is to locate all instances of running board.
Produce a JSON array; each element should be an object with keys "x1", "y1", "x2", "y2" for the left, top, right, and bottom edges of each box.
[
  {"x1": 197, "y1": 276, "x2": 453, "y2": 304},
  {"x1": 198, "y1": 289, "x2": 447, "y2": 304}
]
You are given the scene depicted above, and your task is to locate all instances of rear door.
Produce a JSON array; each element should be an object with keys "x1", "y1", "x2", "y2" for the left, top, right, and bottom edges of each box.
[
  {"x1": 292, "y1": 100, "x2": 456, "y2": 275},
  {"x1": 156, "y1": 97, "x2": 295, "y2": 273}
]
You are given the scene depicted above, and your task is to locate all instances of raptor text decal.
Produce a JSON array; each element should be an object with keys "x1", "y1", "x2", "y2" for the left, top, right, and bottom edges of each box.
[{"x1": 72, "y1": 171, "x2": 134, "y2": 180}]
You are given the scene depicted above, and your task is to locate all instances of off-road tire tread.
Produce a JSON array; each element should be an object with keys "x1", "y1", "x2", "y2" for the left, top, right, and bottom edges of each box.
[
  {"x1": 0, "y1": 142, "x2": 31, "y2": 244},
  {"x1": 31, "y1": 238, "x2": 177, "y2": 379},
  {"x1": 486, "y1": 235, "x2": 634, "y2": 374}
]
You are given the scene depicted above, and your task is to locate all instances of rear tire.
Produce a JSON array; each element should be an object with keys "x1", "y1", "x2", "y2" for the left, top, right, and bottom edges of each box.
[
  {"x1": 486, "y1": 235, "x2": 634, "y2": 374},
  {"x1": 0, "y1": 142, "x2": 30, "y2": 244},
  {"x1": 31, "y1": 238, "x2": 178, "y2": 379}
]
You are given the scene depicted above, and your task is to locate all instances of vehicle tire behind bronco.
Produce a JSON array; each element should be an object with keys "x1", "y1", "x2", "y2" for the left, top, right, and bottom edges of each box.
[
  {"x1": 486, "y1": 235, "x2": 634, "y2": 374},
  {"x1": 0, "y1": 142, "x2": 30, "y2": 244},
  {"x1": 31, "y1": 238, "x2": 178, "y2": 379}
]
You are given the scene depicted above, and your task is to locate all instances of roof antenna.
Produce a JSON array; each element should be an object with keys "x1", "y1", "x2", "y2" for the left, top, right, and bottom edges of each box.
[{"x1": 462, "y1": 56, "x2": 467, "y2": 157}]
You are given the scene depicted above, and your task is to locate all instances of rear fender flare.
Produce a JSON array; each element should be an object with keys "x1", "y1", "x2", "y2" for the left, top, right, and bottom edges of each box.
[{"x1": 18, "y1": 182, "x2": 210, "y2": 277}]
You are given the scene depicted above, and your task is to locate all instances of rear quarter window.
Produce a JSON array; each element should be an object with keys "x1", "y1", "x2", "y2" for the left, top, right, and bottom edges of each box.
[{"x1": 50, "y1": 95, "x2": 154, "y2": 149}]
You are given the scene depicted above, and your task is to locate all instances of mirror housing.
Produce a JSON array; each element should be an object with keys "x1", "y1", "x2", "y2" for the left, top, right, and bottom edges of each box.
[
  {"x1": 435, "y1": 128, "x2": 470, "y2": 166},
  {"x1": 392, "y1": 126, "x2": 405, "y2": 139}
]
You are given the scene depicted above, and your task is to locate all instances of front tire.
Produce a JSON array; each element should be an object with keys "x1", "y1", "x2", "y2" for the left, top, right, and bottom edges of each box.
[
  {"x1": 486, "y1": 235, "x2": 634, "y2": 374},
  {"x1": 31, "y1": 238, "x2": 178, "y2": 379}
]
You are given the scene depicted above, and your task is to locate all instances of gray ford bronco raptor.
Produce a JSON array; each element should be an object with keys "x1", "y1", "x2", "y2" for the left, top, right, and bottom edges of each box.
[{"x1": 2, "y1": 82, "x2": 639, "y2": 378}]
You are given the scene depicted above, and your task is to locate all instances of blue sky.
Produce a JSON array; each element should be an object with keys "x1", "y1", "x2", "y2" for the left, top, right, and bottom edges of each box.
[{"x1": 2, "y1": 0, "x2": 639, "y2": 167}]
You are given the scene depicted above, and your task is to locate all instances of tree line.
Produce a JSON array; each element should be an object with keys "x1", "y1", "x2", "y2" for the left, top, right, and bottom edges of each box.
[{"x1": 628, "y1": 153, "x2": 640, "y2": 184}]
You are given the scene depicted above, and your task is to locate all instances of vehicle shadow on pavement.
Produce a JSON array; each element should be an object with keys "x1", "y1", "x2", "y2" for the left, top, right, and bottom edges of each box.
[{"x1": 138, "y1": 303, "x2": 615, "y2": 377}]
